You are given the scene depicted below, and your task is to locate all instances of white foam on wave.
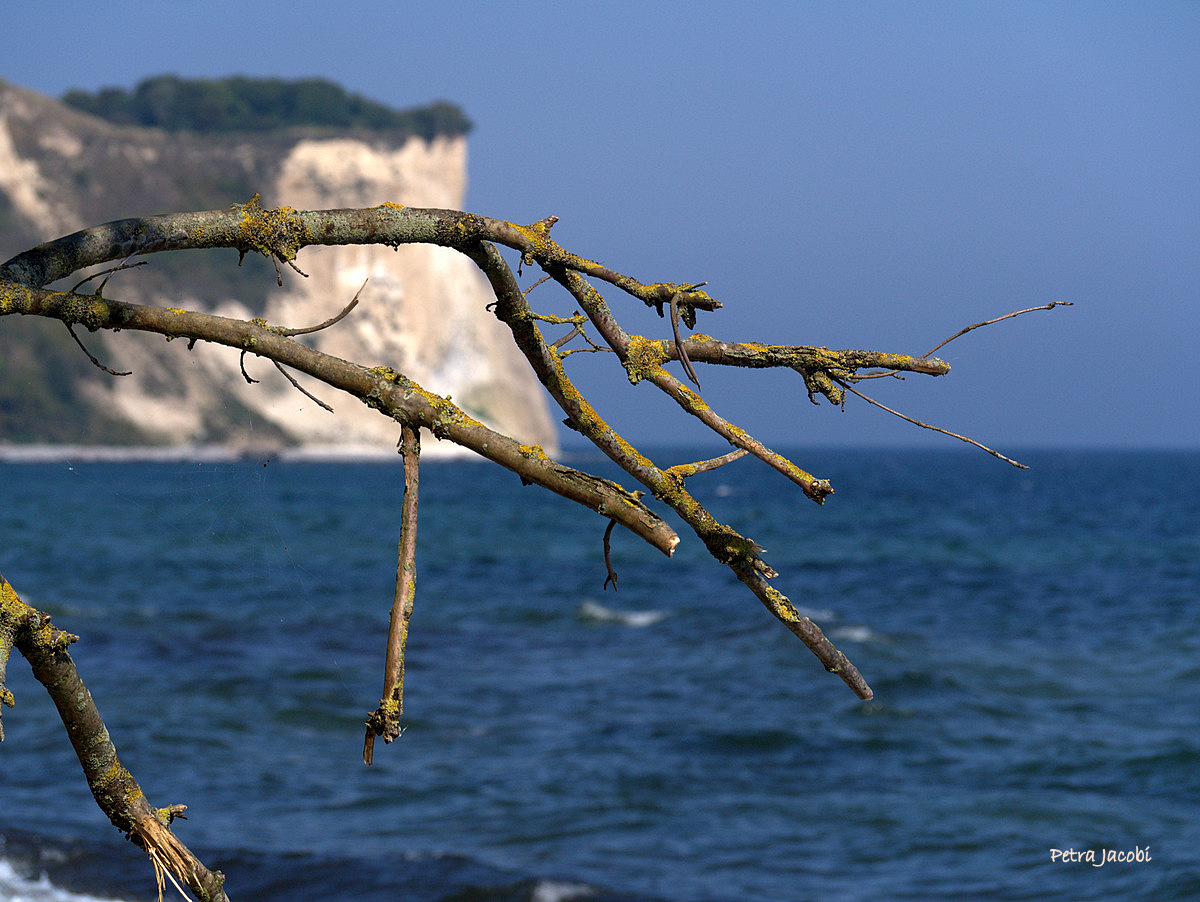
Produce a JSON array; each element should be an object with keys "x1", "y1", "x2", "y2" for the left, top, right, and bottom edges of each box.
[
  {"x1": 830, "y1": 625, "x2": 884, "y2": 644},
  {"x1": 577, "y1": 601, "x2": 666, "y2": 627},
  {"x1": 530, "y1": 879, "x2": 598, "y2": 902},
  {"x1": 795, "y1": 606, "x2": 837, "y2": 622},
  {"x1": 0, "y1": 859, "x2": 121, "y2": 902}
]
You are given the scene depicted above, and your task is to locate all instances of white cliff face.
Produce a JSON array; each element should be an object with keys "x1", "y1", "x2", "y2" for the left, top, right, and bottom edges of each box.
[
  {"x1": 0, "y1": 80, "x2": 558, "y2": 456},
  {"x1": 247, "y1": 135, "x2": 557, "y2": 453}
]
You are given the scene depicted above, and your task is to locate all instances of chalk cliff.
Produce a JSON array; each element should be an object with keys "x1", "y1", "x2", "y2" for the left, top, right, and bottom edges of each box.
[{"x1": 0, "y1": 78, "x2": 558, "y2": 456}]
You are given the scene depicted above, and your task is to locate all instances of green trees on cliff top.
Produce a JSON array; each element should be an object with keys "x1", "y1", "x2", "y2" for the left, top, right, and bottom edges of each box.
[{"x1": 63, "y1": 75, "x2": 471, "y2": 139}]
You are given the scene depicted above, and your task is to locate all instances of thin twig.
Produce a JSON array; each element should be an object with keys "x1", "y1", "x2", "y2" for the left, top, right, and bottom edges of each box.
[
  {"x1": 667, "y1": 448, "x2": 748, "y2": 479},
  {"x1": 838, "y1": 379, "x2": 1028, "y2": 468},
  {"x1": 69, "y1": 235, "x2": 164, "y2": 295},
  {"x1": 550, "y1": 324, "x2": 582, "y2": 351},
  {"x1": 602, "y1": 520, "x2": 618, "y2": 591},
  {"x1": 65, "y1": 324, "x2": 131, "y2": 376},
  {"x1": 669, "y1": 292, "x2": 700, "y2": 387},
  {"x1": 273, "y1": 361, "x2": 333, "y2": 412},
  {"x1": 923, "y1": 301, "x2": 1074, "y2": 358},
  {"x1": 239, "y1": 350, "x2": 259, "y2": 384},
  {"x1": 280, "y1": 280, "x2": 366, "y2": 336},
  {"x1": 69, "y1": 260, "x2": 149, "y2": 295},
  {"x1": 522, "y1": 273, "x2": 553, "y2": 297}
]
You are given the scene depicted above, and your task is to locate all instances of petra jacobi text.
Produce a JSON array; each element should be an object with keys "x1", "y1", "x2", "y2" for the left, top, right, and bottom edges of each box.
[{"x1": 1050, "y1": 847, "x2": 1152, "y2": 867}]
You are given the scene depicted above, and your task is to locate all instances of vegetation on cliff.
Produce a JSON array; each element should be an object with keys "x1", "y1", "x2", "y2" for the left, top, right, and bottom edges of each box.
[{"x1": 62, "y1": 75, "x2": 472, "y2": 139}]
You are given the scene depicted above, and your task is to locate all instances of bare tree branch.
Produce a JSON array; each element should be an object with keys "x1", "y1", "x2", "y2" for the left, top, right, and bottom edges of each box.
[
  {"x1": 837, "y1": 379, "x2": 1029, "y2": 468},
  {"x1": 1, "y1": 574, "x2": 229, "y2": 902},
  {"x1": 364, "y1": 423, "x2": 421, "y2": 764},
  {"x1": 65, "y1": 322, "x2": 132, "y2": 376},
  {"x1": 0, "y1": 279, "x2": 680, "y2": 556},
  {"x1": 922, "y1": 301, "x2": 1075, "y2": 358},
  {"x1": 0, "y1": 197, "x2": 1067, "y2": 895}
]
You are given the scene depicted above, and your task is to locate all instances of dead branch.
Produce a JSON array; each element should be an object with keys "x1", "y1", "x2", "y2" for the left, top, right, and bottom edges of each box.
[
  {"x1": 65, "y1": 322, "x2": 132, "y2": 376},
  {"x1": 603, "y1": 519, "x2": 619, "y2": 591},
  {"x1": 0, "y1": 574, "x2": 229, "y2": 902},
  {"x1": 0, "y1": 198, "x2": 1069, "y2": 895},
  {"x1": 667, "y1": 448, "x2": 749, "y2": 479},
  {"x1": 922, "y1": 301, "x2": 1075, "y2": 358},
  {"x1": 837, "y1": 380, "x2": 1028, "y2": 468},
  {"x1": 280, "y1": 278, "x2": 366, "y2": 337},
  {"x1": 0, "y1": 279, "x2": 678, "y2": 557},
  {"x1": 364, "y1": 423, "x2": 421, "y2": 764}
]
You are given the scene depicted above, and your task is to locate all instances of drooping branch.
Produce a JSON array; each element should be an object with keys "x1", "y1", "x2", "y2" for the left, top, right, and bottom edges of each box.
[
  {"x1": 449, "y1": 245, "x2": 874, "y2": 697},
  {"x1": 0, "y1": 574, "x2": 229, "y2": 902},
  {"x1": 364, "y1": 423, "x2": 421, "y2": 765}
]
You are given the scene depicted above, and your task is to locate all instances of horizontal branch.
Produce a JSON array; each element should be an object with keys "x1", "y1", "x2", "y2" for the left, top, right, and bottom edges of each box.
[
  {"x1": 0, "y1": 200, "x2": 715, "y2": 320},
  {"x1": 0, "y1": 279, "x2": 680, "y2": 557},
  {"x1": 657, "y1": 337, "x2": 950, "y2": 377}
]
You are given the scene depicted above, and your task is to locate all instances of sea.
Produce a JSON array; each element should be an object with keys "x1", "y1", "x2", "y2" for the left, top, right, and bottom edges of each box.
[{"x1": 0, "y1": 447, "x2": 1196, "y2": 902}]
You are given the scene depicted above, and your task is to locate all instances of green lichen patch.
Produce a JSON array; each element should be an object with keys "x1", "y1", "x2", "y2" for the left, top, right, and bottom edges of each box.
[
  {"x1": 623, "y1": 335, "x2": 669, "y2": 385},
  {"x1": 235, "y1": 194, "x2": 306, "y2": 263}
]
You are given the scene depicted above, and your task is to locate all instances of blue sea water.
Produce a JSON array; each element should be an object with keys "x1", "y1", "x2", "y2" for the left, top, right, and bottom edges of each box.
[{"x1": 0, "y1": 448, "x2": 1197, "y2": 901}]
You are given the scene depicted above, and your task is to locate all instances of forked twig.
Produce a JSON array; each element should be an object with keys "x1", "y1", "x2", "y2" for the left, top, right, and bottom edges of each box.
[
  {"x1": 69, "y1": 260, "x2": 149, "y2": 295},
  {"x1": 69, "y1": 235, "x2": 163, "y2": 295}
]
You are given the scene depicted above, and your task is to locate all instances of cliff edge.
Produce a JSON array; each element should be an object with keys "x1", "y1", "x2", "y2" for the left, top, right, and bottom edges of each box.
[{"x1": 0, "y1": 77, "x2": 558, "y2": 456}]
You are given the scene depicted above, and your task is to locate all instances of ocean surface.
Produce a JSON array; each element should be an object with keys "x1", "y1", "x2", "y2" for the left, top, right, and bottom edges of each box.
[{"x1": 0, "y1": 447, "x2": 1196, "y2": 902}]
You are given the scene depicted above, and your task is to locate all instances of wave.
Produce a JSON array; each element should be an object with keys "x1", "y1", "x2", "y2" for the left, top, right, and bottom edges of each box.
[
  {"x1": 577, "y1": 601, "x2": 667, "y2": 628},
  {"x1": 795, "y1": 605, "x2": 837, "y2": 622},
  {"x1": 0, "y1": 833, "x2": 652, "y2": 902},
  {"x1": 829, "y1": 624, "x2": 887, "y2": 644},
  {"x1": 0, "y1": 859, "x2": 122, "y2": 902}
]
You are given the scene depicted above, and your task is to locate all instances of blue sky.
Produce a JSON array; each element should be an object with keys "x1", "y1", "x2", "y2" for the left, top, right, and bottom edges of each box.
[{"x1": 5, "y1": 1, "x2": 1198, "y2": 450}]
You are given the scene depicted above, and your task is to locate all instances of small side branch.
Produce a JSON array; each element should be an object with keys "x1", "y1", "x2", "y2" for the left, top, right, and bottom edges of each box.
[
  {"x1": 279, "y1": 279, "x2": 366, "y2": 337},
  {"x1": 364, "y1": 424, "x2": 421, "y2": 764},
  {"x1": 669, "y1": 292, "x2": 700, "y2": 387},
  {"x1": 838, "y1": 380, "x2": 1027, "y2": 468},
  {"x1": 602, "y1": 520, "x2": 619, "y2": 591},
  {"x1": 273, "y1": 361, "x2": 334, "y2": 412},
  {"x1": 923, "y1": 301, "x2": 1074, "y2": 358},
  {"x1": 65, "y1": 324, "x2": 132, "y2": 376},
  {"x1": 667, "y1": 448, "x2": 748, "y2": 479}
]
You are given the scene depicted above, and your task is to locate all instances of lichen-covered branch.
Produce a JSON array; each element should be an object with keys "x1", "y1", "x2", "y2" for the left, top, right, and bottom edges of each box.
[
  {"x1": 0, "y1": 573, "x2": 229, "y2": 902},
  {"x1": 0, "y1": 196, "x2": 1071, "y2": 898},
  {"x1": 0, "y1": 279, "x2": 678, "y2": 557},
  {"x1": 364, "y1": 423, "x2": 421, "y2": 765},
  {"x1": 0, "y1": 198, "x2": 969, "y2": 704}
]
